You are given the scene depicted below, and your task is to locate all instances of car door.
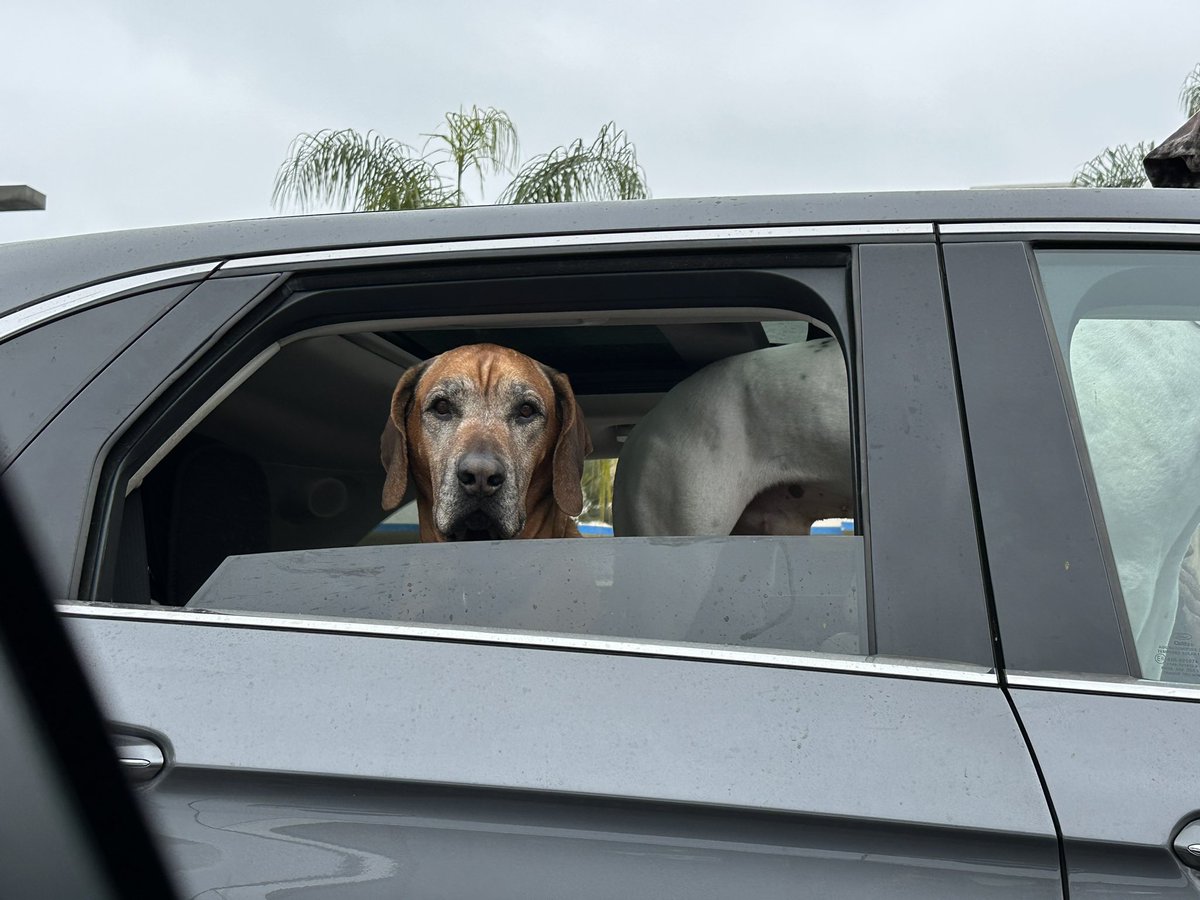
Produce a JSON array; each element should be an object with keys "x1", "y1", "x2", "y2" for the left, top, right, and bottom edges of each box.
[
  {"x1": 27, "y1": 226, "x2": 1059, "y2": 897},
  {"x1": 945, "y1": 230, "x2": 1200, "y2": 897}
]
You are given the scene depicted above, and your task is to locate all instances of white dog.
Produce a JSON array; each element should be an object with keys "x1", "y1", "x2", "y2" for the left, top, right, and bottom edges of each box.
[{"x1": 612, "y1": 337, "x2": 853, "y2": 538}]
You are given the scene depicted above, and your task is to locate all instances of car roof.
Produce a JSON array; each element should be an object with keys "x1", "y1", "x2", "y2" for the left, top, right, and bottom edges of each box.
[{"x1": 2, "y1": 188, "x2": 1199, "y2": 316}]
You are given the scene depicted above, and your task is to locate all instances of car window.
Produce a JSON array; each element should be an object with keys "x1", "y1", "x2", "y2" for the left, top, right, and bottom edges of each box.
[
  {"x1": 1035, "y1": 249, "x2": 1200, "y2": 684},
  {"x1": 98, "y1": 263, "x2": 880, "y2": 661}
]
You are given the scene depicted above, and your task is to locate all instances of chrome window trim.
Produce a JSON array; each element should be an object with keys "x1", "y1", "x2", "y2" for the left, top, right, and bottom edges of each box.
[
  {"x1": 939, "y1": 221, "x2": 1200, "y2": 236},
  {"x1": 1007, "y1": 671, "x2": 1200, "y2": 701},
  {"x1": 0, "y1": 263, "x2": 221, "y2": 343},
  {"x1": 57, "y1": 603, "x2": 997, "y2": 685},
  {"x1": 218, "y1": 223, "x2": 934, "y2": 271}
]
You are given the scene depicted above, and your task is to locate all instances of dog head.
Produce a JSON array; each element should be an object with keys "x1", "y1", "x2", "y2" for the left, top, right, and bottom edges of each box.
[{"x1": 381, "y1": 343, "x2": 591, "y2": 541}]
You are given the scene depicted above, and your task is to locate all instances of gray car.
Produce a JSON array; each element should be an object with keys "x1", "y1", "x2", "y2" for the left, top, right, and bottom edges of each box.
[{"x1": 2, "y1": 190, "x2": 1199, "y2": 898}]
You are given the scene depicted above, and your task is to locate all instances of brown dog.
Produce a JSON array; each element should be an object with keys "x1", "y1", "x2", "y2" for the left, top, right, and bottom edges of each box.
[{"x1": 381, "y1": 344, "x2": 592, "y2": 541}]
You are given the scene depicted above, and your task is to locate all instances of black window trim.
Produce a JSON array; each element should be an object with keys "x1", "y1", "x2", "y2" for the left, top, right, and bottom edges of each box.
[{"x1": 943, "y1": 239, "x2": 1136, "y2": 678}]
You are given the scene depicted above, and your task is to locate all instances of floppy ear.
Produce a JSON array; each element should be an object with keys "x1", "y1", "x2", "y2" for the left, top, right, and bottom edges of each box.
[
  {"x1": 380, "y1": 361, "x2": 428, "y2": 511},
  {"x1": 547, "y1": 370, "x2": 592, "y2": 518}
]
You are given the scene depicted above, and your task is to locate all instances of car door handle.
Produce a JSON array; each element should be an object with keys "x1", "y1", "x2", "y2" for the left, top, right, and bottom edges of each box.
[
  {"x1": 112, "y1": 733, "x2": 166, "y2": 783},
  {"x1": 1174, "y1": 821, "x2": 1200, "y2": 870}
]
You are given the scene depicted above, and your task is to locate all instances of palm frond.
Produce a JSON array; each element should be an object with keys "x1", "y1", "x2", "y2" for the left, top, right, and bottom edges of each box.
[
  {"x1": 1180, "y1": 64, "x2": 1200, "y2": 117},
  {"x1": 580, "y1": 458, "x2": 617, "y2": 524},
  {"x1": 497, "y1": 123, "x2": 649, "y2": 205},
  {"x1": 1071, "y1": 141, "x2": 1156, "y2": 188},
  {"x1": 423, "y1": 106, "x2": 520, "y2": 204},
  {"x1": 272, "y1": 129, "x2": 450, "y2": 212}
]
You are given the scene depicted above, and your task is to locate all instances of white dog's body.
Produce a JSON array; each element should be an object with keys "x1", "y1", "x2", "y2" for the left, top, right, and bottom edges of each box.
[
  {"x1": 612, "y1": 323, "x2": 1200, "y2": 681},
  {"x1": 612, "y1": 338, "x2": 852, "y2": 538}
]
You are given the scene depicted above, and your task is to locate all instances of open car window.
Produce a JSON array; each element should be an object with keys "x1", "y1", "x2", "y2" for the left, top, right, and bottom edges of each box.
[{"x1": 96, "y1": 260, "x2": 879, "y2": 661}]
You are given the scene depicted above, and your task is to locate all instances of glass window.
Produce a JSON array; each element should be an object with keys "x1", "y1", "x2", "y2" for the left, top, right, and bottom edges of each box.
[{"x1": 1036, "y1": 250, "x2": 1200, "y2": 683}]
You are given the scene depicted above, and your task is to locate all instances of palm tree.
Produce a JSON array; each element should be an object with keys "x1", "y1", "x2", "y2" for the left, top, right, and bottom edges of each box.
[
  {"x1": 423, "y1": 105, "x2": 520, "y2": 206},
  {"x1": 1071, "y1": 141, "x2": 1158, "y2": 188},
  {"x1": 1180, "y1": 63, "x2": 1200, "y2": 119},
  {"x1": 579, "y1": 458, "x2": 617, "y2": 526},
  {"x1": 1072, "y1": 64, "x2": 1199, "y2": 187},
  {"x1": 273, "y1": 106, "x2": 648, "y2": 212},
  {"x1": 497, "y1": 123, "x2": 646, "y2": 205},
  {"x1": 272, "y1": 129, "x2": 450, "y2": 211}
]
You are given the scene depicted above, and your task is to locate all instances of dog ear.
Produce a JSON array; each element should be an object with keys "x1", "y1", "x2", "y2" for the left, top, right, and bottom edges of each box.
[
  {"x1": 380, "y1": 361, "x2": 428, "y2": 511},
  {"x1": 547, "y1": 370, "x2": 592, "y2": 518}
]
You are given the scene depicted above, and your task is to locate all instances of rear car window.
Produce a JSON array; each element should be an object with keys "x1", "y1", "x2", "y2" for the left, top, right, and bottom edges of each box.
[
  {"x1": 1036, "y1": 249, "x2": 1200, "y2": 684},
  {"x1": 101, "y1": 265, "x2": 874, "y2": 660}
]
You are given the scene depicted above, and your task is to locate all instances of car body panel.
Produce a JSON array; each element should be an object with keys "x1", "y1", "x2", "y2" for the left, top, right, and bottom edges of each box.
[
  {"x1": 66, "y1": 613, "x2": 1059, "y2": 898},
  {"x1": 140, "y1": 771, "x2": 1056, "y2": 900},
  {"x1": 0, "y1": 283, "x2": 187, "y2": 469},
  {"x1": 1011, "y1": 686, "x2": 1200, "y2": 896},
  {"x1": 941, "y1": 240, "x2": 1131, "y2": 676},
  {"x1": 855, "y1": 243, "x2": 993, "y2": 665}
]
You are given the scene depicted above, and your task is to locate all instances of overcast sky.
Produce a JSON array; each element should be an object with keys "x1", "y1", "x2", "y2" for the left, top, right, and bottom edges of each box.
[{"x1": 2, "y1": 0, "x2": 1197, "y2": 245}]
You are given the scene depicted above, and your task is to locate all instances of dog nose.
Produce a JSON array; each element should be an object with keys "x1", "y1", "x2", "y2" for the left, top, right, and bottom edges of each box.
[{"x1": 457, "y1": 453, "x2": 506, "y2": 496}]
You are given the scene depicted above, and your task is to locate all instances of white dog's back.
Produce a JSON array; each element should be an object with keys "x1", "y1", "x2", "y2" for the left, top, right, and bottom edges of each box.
[{"x1": 612, "y1": 339, "x2": 852, "y2": 537}]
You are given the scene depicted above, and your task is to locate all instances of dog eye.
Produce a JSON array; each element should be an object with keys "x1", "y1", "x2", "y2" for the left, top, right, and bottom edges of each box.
[
  {"x1": 516, "y1": 402, "x2": 538, "y2": 421},
  {"x1": 431, "y1": 398, "x2": 452, "y2": 417}
]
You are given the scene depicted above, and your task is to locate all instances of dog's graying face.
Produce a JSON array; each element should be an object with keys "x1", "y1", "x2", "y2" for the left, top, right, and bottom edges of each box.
[
  {"x1": 416, "y1": 348, "x2": 556, "y2": 541},
  {"x1": 380, "y1": 343, "x2": 590, "y2": 541}
]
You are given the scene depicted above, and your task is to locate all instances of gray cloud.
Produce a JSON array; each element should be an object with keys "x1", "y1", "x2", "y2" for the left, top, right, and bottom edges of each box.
[{"x1": 2, "y1": 0, "x2": 1197, "y2": 244}]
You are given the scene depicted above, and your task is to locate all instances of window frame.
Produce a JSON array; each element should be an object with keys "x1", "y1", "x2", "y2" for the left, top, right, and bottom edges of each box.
[{"x1": 65, "y1": 228, "x2": 994, "y2": 673}]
